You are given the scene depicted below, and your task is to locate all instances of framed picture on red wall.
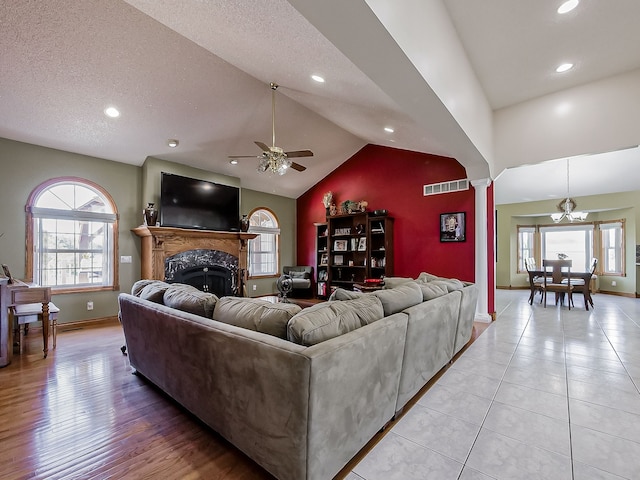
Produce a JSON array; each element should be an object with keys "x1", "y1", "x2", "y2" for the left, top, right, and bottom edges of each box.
[{"x1": 440, "y1": 212, "x2": 465, "y2": 242}]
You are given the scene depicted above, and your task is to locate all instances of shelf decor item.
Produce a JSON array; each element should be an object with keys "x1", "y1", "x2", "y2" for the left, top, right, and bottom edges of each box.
[
  {"x1": 240, "y1": 214, "x2": 250, "y2": 232},
  {"x1": 143, "y1": 202, "x2": 158, "y2": 227}
]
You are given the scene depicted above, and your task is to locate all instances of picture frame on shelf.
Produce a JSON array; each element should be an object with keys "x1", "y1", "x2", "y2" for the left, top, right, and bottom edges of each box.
[
  {"x1": 357, "y1": 237, "x2": 367, "y2": 251},
  {"x1": 334, "y1": 239, "x2": 348, "y2": 251},
  {"x1": 320, "y1": 253, "x2": 328, "y2": 266},
  {"x1": 440, "y1": 212, "x2": 466, "y2": 242},
  {"x1": 334, "y1": 255, "x2": 344, "y2": 265}
]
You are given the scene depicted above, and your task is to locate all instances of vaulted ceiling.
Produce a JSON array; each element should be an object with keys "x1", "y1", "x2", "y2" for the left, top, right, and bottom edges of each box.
[{"x1": 2, "y1": 0, "x2": 640, "y2": 200}]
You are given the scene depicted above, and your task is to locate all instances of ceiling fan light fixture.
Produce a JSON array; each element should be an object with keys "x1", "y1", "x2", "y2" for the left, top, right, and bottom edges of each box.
[{"x1": 550, "y1": 159, "x2": 588, "y2": 223}]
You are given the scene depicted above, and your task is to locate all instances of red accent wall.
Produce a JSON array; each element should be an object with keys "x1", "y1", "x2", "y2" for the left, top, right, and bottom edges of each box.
[{"x1": 297, "y1": 144, "x2": 476, "y2": 282}]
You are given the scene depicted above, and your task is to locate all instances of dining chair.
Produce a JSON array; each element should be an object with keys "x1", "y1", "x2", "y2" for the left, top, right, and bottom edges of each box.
[
  {"x1": 564, "y1": 258, "x2": 597, "y2": 310},
  {"x1": 524, "y1": 257, "x2": 544, "y2": 305},
  {"x1": 542, "y1": 259, "x2": 573, "y2": 309}
]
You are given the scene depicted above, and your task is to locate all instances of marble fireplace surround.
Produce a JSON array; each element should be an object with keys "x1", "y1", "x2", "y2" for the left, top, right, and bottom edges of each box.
[{"x1": 132, "y1": 226, "x2": 256, "y2": 295}]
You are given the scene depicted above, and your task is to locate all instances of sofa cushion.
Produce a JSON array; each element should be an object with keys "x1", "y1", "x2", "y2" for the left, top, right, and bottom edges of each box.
[
  {"x1": 382, "y1": 276, "x2": 414, "y2": 289},
  {"x1": 212, "y1": 297, "x2": 301, "y2": 339},
  {"x1": 328, "y1": 288, "x2": 362, "y2": 301},
  {"x1": 131, "y1": 279, "x2": 158, "y2": 297},
  {"x1": 372, "y1": 282, "x2": 423, "y2": 316},
  {"x1": 287, "y1": 295, "x2": 384, "y2": 346},
  {"x1": 138, "y1": 281, "x2": 171, "y2": 304},
  {"x1": 415, "y1": 272, "x2": 440, "y2": 283},
  {"x1": 429, "y1": 278, "x2": 465, "y2": 293},
  {"x1": 163, "y1": 283, "x2": 218, "y2": 318},
  {"x1": 419, "y1": 282, "x2": 449, "y2": 301}
]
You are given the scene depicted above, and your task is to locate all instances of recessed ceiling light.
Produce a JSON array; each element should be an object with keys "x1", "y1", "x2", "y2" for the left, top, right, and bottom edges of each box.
[
  {"x1": 168, "y1": 139, "x2": 179, "y2": 148},
  {"x1": 556, "y1": 63, "x2": 574, "y2": 73},
  {"x1": 104, "y1": 106, "x2": 120, "y2": 118},
  {"x1": 311, "y1": 75, "x2": 325, "y2": 83},
  {"x1": 384, "y1": 127, "x2": 394, "y2": 133},
  {"x1": 229, "y1": 159, "x2": 238, "y2": 165},
  {"x1": 557, "y1": 0, "x2": 579, "y2": 14}
]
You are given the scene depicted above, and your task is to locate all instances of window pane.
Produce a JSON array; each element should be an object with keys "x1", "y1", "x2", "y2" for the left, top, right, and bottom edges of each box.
[
  {"x1": 30, "y1": 180, "x2": 115, "y2": 289},
  {"x1": 248, "y1": 209, "x2": 279, "y2": 277}
]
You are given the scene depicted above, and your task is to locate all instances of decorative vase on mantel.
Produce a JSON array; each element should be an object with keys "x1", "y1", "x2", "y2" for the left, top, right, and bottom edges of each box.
[
  {"x1": 240, "y1": 215, "x2": 250, "y2": 232},
  {"x1": 144, "y1": 202, "x2": 158, "y2": 227}
]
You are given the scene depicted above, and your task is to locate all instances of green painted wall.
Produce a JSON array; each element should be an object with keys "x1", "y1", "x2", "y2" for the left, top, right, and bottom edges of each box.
[
  {"x1": 0, "y1": 138, "x2": 297, "y2": 324},
  {"x1": 0, "y1": 138, "x2": 141, "y2": 322},
  {"x1": 497, "y1": 191, "x2": 640, "y2": 295}
]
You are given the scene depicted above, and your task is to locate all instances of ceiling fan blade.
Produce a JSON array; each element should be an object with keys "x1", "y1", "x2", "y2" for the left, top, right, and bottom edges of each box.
[
  {"x1": 290, "y1": 162, "x2": 307, "y2": 172},
  {"x1": 255, "y1": 141, "x2": 270, "y2": 152},
  {"x1": 228, "y1": 155, "x2": 259, "y2": 158},
  {"x1": 285, "y1": 150, "x2": 313, "y2": 158}
]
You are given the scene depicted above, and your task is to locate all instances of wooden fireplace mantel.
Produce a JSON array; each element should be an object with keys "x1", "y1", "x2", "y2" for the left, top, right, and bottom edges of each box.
[{"x1": 132, "y1": 226, "x2": 257, "y2": 281}]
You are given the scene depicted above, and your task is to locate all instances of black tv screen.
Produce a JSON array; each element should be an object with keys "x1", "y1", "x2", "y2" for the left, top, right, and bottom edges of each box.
[{"x1": 160, "y1": 173, "x2": 240, "y2": 231}]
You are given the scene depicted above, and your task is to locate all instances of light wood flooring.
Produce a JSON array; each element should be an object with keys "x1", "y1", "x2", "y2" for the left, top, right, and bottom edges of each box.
[{"x1": 0, "y1": 318, "x2": 488, "y2": 479}]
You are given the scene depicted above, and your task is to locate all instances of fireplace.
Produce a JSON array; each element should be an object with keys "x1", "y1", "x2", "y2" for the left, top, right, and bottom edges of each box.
[
  {"x1": 132, "y1": 226, "x2": 256, "y2": 296},
  {"x1": 165, "y1": 249, "x2": 238, "y2": 296}
]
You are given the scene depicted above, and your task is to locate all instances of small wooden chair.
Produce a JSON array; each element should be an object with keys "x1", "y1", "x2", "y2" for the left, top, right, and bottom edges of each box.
[
  {"x1": 9, "y1": 286, "x2": 58, "y2": 358},
  {"x1": 564, "y1": 258, "x2": 598, "y2": 310},
  {"x1": 525, "y1": 258, "x2": 544, "y2": 305},
  {"x1": 542, "y1": 259, "x2": 573, "y2": 309}
]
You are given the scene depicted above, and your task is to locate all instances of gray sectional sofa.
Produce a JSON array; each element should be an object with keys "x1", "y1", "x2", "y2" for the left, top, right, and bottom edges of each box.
[{"x1": 118, "y1": 275, "x2": 478, "y2": 480}]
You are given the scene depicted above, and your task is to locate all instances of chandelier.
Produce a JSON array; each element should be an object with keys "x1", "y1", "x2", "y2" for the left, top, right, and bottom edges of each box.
[
  {"x1": 257, "y1": 147, "x2": 292, "y2": 176},
  {"x1": 550, "y1": 159, "x2": 588, "y2": 223}
]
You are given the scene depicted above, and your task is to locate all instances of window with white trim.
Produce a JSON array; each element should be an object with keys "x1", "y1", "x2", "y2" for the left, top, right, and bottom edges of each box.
[
  {"x1": 600, "y1": 221, "x2": 624, "y2": 275},
  {"x1": 27, "y1": 178, "x2": 118, "y2": 291},
  {"x1": 517, "y1": 226, "x2": 535, "y2": 272},
  {"x1": 247, "y1": 209, "x2": 280, "y2": 277},
  {"x1": 540, "y1": 224, "x2": 594, "y2": 272}
]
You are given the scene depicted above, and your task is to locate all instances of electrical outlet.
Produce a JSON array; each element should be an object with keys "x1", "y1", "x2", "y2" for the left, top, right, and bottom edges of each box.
[
  {"x1": 611, "y1": 281, "x2": 617, "y2": 287},
  {"x1": 87, "y1": 301, "x2": 94, "y2": 310},
  {"x1": 120, "y1": 255, "x2": 132, "y2": 263},
  {"x1": 252, "y1": 284, "x2": 257, "y2": 291}
]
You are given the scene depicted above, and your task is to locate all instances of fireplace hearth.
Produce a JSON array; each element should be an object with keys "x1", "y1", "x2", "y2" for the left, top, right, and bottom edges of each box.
[{"x1": 165, "y1": 249, "x2": 238, "y2": 296}]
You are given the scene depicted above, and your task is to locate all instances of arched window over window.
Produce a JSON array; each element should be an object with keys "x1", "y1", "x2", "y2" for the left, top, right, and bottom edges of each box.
[
  {"x1": 247, "y1": 208, "x2": 280, "y2": 277},
  {"x1": 26, "y1": 177, "x2": 119, "y2": 292}
]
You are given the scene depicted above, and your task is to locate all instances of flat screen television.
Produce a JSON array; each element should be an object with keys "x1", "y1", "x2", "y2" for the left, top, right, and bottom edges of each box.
[{"x1": 160, "y1": 173, "x2": 240, "y2": 231}]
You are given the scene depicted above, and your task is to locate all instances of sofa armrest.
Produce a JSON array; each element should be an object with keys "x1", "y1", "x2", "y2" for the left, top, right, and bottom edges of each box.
[{"x1": 303, "y1": 313, "x2": 408, "y2": 480}]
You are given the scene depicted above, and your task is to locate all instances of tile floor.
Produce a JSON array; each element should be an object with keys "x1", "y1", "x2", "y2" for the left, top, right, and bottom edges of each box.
[{"x1": 346, "y1": 289, "x2": 640, "y2": 480}]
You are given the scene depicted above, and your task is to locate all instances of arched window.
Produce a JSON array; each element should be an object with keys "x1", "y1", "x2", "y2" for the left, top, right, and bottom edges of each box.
[
  {"x1": 26, "y1": 177, "x2": 119, "y2": 292},
  {"x1": 247, "y1": 208, "x2": 280, "y2": 277}
]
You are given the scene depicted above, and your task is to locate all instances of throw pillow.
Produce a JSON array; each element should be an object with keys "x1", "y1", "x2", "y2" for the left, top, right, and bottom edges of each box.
[
  {"x1": 287, "y1": 295, "x2": 384, "y2": 346},
  {"x1": 163, "y1": 283, "x2": 218, "y2": 318},
  {"x1": 419, "y1": 282, "x2": 449, "y2": 301},
  {"x1": 212, "y1": 297, "x2": 301, "y2": 339},
  {"x1": 372, "y1": 282, "x2": 423, "y2": 316},
  {"x1": 139, "y1": 281, "x2": 171, "y2": 304}
]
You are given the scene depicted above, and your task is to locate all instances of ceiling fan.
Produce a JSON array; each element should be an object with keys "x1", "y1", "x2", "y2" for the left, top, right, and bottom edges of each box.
[{"x1": 229, "y1": 82, "x2": 313, "y2": 175}]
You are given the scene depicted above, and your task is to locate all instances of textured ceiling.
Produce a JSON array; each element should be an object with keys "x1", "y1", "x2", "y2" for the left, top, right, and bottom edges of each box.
[{"x1": 1, "y1": 0, "x2": 640, "y2": 200}]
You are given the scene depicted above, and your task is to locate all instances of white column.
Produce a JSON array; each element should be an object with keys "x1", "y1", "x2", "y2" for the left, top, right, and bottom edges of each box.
[{"x1": 471, "y1": 178, "x2": 492, "y2": 323}]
